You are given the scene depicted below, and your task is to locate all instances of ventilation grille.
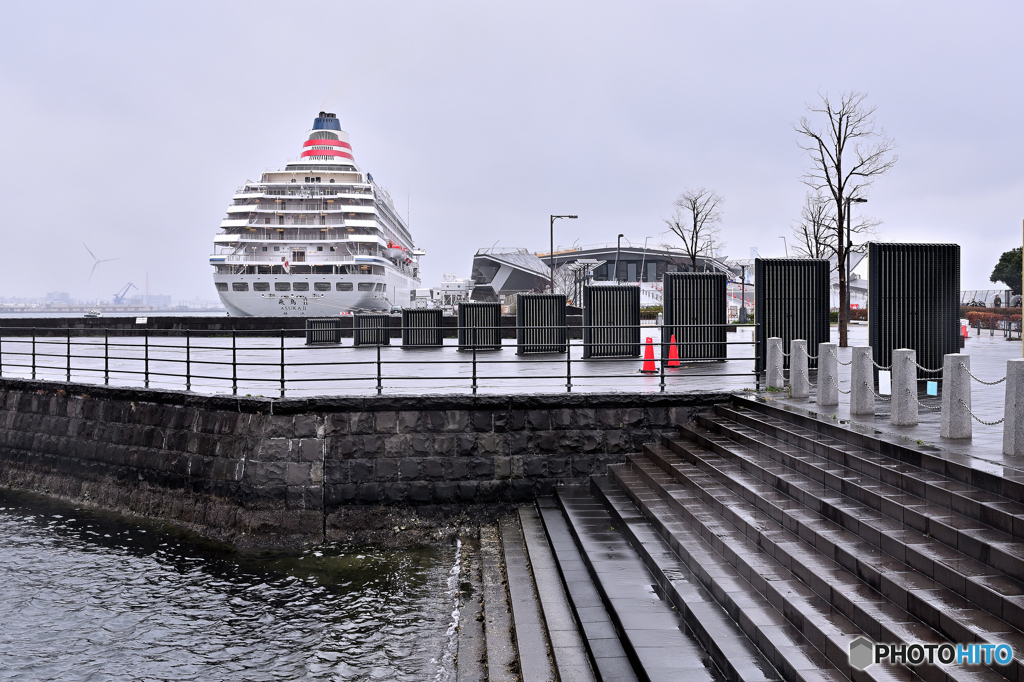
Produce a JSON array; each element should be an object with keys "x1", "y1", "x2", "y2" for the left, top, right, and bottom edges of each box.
[
  {"x1": 754, "y1": 258, "x2": 831, "y2": 372},
  {"x1": 868, "y1": 242, "x2": 960, "y2": 378},
  {"x1": 401, "y1": 309, "x2": 443, "y2": 347},
  {"x1": 458, "y1": 302, "x2": 502, "y2": 351},
  {"x1": 305, "y1": 317, "x2": 342, "y2": 345},
  {"x1": 353, "y1": 314, "x2": 391, "y2": 346},
  {"x1": 516, "y1": 294, "x2": 567, "y2": 354},
  {"x1": 582, "y1": 285, "x2": 640, "y2": 358},
  {"x1": 663, "y1": 272, "x2": 727, "y2": 361}
]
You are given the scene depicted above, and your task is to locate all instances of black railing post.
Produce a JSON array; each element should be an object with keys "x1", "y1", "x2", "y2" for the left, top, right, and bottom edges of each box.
[
  {"x1": 231, "y1": 331, "x2": 237, "y2": 396},
  {"x1": 566, "y1": 336, "x2": 572, "y2": 393},
  {"x1": 185, "y1": 330, "x2": 191, "y2": 391},
  {"x1": 31, "y1": 328, "x2": 36, "y2": 380},
  {"x1": 279, "y1": 329, "x2": 286, "y2": 398},
  {"x1": 659, "y1": 336, "x2": 666, "y2": 392},
  {"x1": 376, "y1": 344, "x2": 382, "y2": 395},
  {"x1": 144, "y1": 330, "x2": 150, "y2": 389},
  {"x1": 471, "y1": 327, "x2": 477, "y2": 395},
  {"x1": 0, "y1": 328, "x2": 4, "y2": 377},
  {"x1": 66, "y1": 328, "x2": 71, "y2": 383},
  {"x1": 104, "y1": 329, "x2": 109, "y2": 385}
]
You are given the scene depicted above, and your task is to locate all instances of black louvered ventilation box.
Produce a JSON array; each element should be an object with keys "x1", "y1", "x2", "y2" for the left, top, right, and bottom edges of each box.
[
  {"x1": 754, "y1": 258, "x2": 831, "y2": 373},
  {"x1": 662, "y1": 272, "x2": 727, "y2": 361},
  {"x1": 582, "y1": 285, "x2": 641, "y2": 358},
  {"x1": 868, "y1": 242, "x2": 960, "y2": 379},
  {"x1": 516, "y1": 294, "x2": 567, "y2": 354},
  {"x1": 458, "y1": 302, "x2": 503, "y2": 351},
  {"x1": 305, "y1": 317, "x2": 342, "y2": 345},
  {"x1": 353, "y1": 314, "x2": 391, "y2": 346},
  {"x1": 401, "y1": 309, "x2": 443, "y2": 347}
]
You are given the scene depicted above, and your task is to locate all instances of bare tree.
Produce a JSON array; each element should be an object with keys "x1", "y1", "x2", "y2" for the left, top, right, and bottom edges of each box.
[
  {"x1": 664, "y1": 188, "x2": 725, "y2": 271},
  {"x1": 796, "y1": 91, "x2": 896, "y2": 346},
  {"x1": 792, "y1": 192, "x2": 836, "y2": 259}
]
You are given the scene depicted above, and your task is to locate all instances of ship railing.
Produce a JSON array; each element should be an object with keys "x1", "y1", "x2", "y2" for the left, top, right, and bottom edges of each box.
[
  {"x1": 247, "y1": 217, "x2": 347, "y2": 227},
  {"x1": 0, "y1": 322, "x2": 760, "y2": 397},
  {"x1": 212, "y1": 254, "x2": 359, "y2": 264},
  {"x1": 226, "y1": 229, "x2": 355, "y2": 241}
]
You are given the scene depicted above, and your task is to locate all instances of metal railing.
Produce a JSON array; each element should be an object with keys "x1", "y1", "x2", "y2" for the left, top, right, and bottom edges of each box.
[{"x1": 0, "y1": 323, "x2": 760, "y2": 398}]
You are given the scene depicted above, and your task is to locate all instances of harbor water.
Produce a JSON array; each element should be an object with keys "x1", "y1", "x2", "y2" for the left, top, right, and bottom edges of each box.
[{"x1": 0, "y1": 489, "x2": 461, "y2": 680}]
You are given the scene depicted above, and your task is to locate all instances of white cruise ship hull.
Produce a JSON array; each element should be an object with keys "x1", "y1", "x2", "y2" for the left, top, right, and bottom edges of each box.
[{"x1": 214, "y1": 271, "x2": 418, "y2": 317}]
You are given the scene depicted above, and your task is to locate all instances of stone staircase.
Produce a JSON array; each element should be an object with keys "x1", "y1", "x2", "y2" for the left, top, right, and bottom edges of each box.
[{"x1": 530, "y1": 395, "x2": 1024, "y2": 682}]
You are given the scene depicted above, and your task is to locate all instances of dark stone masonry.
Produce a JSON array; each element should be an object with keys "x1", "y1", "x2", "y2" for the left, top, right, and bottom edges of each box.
[{"x1": 0, "y1": 377, "x2": 730, "y2": 547}]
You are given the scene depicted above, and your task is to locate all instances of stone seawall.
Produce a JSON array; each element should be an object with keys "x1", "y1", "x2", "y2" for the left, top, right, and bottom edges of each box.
[{"x1": 0, "y1": 377, "x2": 731, "y2": 547}]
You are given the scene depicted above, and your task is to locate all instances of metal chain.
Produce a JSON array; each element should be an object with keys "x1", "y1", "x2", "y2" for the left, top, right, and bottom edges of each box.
[
  {"x1": 960, "y1": 362, "x2": 1006, "y2": 386},
  {"x1": 829, "y1": 348, "x2": 852, "y2": 366},
  {"x1": 871, "y1": 387, "x2": 892, "y2": 402},
  {"x1": 907, "y1": 388, "x2": 942, "y2": 411},
  {"x1": 914, "y1": 361, "x2": 943, "y2": 374},
  {"x1": 871, "y1": 359, "x2": 891, "y2": 370},
  {"x1": 958, "y1": 398, "x2": 1005, "y2": 425},
  {"x1": 830, "y1": 374, "x2": 851, "y2": 395}
]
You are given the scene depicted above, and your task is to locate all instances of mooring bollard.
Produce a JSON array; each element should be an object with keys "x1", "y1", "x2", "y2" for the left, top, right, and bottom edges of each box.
[
  {"x1": 767, "y1": 337, "x2": 784, "y2": 390},
  {"x1": 790, "y1": 339, "x2": 809, "y2": 398},
  {"x1": 850, "y1": 346, "x2": 874, "y2": 415},
  {"x1": 891, "y1": 348, "x2": 918, "y2": 426},
  {"x1": 1003, "y1": 358, "x2": 1024, "y2": 456},
  {"x1": 941, "y1": 353, "x2": 971, "y2": 439},
  {"x1": 817, "y1": 342, "x2": 838, "y2": 407}
]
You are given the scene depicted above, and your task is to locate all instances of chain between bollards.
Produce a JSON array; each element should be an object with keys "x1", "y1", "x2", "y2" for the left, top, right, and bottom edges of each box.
[{"x1": 959, "y1": 398, "x2": 1004, "y2": 425}]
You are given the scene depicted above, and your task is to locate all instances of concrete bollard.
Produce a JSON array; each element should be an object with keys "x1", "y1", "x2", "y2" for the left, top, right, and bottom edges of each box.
[
  {"x1": 767, "y1": 337, "x2": 784, "y2": 390},
  {"x1": 941, "y1": 353, "x2": 971, "y2": 439},
  {"x1": 790, "y1": 339, "x2": 809, "y2": 399},
  {"x1": 850, "y1": 346, "x2": 875, "y2": 415},
  {"x1": 817, "y1": 342, "x2": 838, "y2": 407},
  {"x1": 1003, "y1": 359, "x2": 1024, "y2": 456},
  {"x1": 890, "y1": 349, "x2": 919, "y2": 426}
]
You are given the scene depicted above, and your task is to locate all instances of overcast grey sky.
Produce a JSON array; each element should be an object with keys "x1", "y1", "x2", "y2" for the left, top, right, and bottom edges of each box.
[{"x1": 1, "y1": 1, "x2": 1021, "y2": 300}]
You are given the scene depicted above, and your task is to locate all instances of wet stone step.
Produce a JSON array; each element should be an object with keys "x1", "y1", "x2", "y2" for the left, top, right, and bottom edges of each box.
[
  {"x1": 535, "y1": 496, "x2": 640, "y2": 682},
  {"x1": 730, "y1": 396, "x2": 1024, "y2": 520},
  {"x1": 609, "y1": 454, "x2": 919, "y2": 682},
  {"x1": 591, "y1": 475, "x2": 783, "y2": 682},
  {"x1": 675, "y1": 413, "x2": 1024, "y2": 626},
  {"x1": 554, "y1": 486, "x2": 719, "y2": 681},
  {"x1": 598, "y1": 468, "x2": 843, "y2": 682},
  {"x1": 630, "y1": 444, "x2": 1015, "y2": 679},
  {"x1": 694, "y1": 411, "x2": 1024, "y2": 582}
]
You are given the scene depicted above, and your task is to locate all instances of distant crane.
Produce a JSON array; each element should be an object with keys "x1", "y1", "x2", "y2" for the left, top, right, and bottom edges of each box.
[{"x1": 112, "y1": 283, "x2": 137, "y2": 304}]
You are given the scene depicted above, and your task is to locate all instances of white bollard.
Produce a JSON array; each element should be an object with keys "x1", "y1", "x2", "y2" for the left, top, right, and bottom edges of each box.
[
  {"x1": 767, "y1": 337, "x2": 784, "y2": 390},
  {"x1": 790, "y1": 340, "x2": 809, "y2": 399},
  {"x1": 1003, "y1": 359, "x2": 1024, "y2": 456},
  {"x1": 817, "y1": 342, "x2": 838, "y2": 407},
  {"x1": 941, "y1": 354, "x2": 971, "y2": 439},
  {"x1": 850, "y1": 346, "x2": 875, "y2": 415},
  {"x1": 890, "y1": 349, "x2": 919, "y2": 426}
]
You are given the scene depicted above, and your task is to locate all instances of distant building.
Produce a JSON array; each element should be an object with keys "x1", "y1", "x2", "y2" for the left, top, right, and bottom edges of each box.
[
  {"x1": 45, "y1": 292, "x2": 70, "y2": 302},
  {"x1": 145, "y1": 294, "x2": 172, "y2": 307},
  {"x1": 470, "y1": 248, "x2": 551, "y2": 301},
  {"x1": 541, "y1": 244, "x2": 734, "y2": 283}
]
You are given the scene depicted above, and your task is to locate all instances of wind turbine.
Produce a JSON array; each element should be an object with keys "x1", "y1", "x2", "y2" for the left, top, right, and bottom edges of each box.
[{"x1": 83, "y1": 243, "x2": 118, "y2": 281}]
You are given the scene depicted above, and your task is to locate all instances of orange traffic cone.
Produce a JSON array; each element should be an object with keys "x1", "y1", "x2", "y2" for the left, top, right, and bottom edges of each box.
[
  {"x1": 668, "y1": 334, "x2": 680, "y2": 367},
  {"x1": 639, "y1": 337, "x2": 657, "y2": 373}
]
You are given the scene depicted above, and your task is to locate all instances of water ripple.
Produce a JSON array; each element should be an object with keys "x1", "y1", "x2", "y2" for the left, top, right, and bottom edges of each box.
[{"x1": 0, "y1": 491, "x2": 457, "y2": 680}]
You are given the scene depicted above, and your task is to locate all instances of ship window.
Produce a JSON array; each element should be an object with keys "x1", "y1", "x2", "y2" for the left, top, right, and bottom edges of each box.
[
  {"x1": 290, "y1": 179, "x2": 296, "y2": 183},
  {"x1": 262, "y1": 247, "x2": 268, "y2": 251},
  {"x1": 293, "y1": 282, "x2": 309, "y2": 291},
  {"x1": 254, "y1": 282, "x2": 269, "y2": 291},
  {"x1": 316, "y1": 177, "x2": 321, "y2": 183},
  {"x1": 274, "y1": 246, "x2": 280, "y2": 251},
  {"x1": 330, "y1": 246, "x2": 336, "y2": 252},
  {"x1": 232, "y1": 282, "x2": 249, "y2": 292},
  {"x1": 275, "y1": 282, "x2": 291, "y2": 291},
  {"x1": 329, "y1": 179, "x2": 335, "y2": 183},
  {"x1": 317, "y1": 246, "x2": 323, "y2": 251},
  {"x1": 314, "y1": 282, "x2": 331, "y2": 291},
  {"x1": 304, "y1": 177, "x2": 310, "y2": 183},
  {"x1": 358, "y1": 282, "x2": 373, "y2": 292},
  {"x1": 215, "y1": 282, "x2": 228, "y2": 291},
  {"x1": 374, "y1": 283, "x2": 384, "y2": 292},
  {"x1": 336, "y1": 282, "x2": 353, "y2": 291}
]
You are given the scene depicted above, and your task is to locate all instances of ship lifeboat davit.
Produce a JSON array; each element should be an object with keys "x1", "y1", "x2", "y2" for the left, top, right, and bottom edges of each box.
[{"x1": 384, "y1": 241, "x2": 407, "y2": 259}]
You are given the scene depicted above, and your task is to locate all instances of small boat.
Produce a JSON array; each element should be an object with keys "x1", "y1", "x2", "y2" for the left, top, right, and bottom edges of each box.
[{"x1": 84, "y1": 309, "x2": 102, "y2": 318}]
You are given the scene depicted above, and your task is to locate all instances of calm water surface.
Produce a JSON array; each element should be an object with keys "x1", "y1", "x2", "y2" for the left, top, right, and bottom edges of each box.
[{"x1": 0, "y1": 490, "x2": 460, "y2": 681}]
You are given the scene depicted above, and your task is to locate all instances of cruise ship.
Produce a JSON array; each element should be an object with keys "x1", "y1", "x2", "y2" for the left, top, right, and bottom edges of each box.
[{"x1": 210, "y1": 112, "x2": 424, "y2": 316}]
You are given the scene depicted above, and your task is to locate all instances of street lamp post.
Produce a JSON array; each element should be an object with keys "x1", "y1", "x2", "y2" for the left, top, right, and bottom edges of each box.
[
  {"x1": 549, "y1": 214, "x2": 578, "y2": 292},
  {"x1": 779, "y1": 236, "x2": 789, "y2": 257},
  {"x1": 844, "y1": 198, "x2": 868, "y2": 327},
  {"x1": 614, "y1": 234, "x2": 624, "y2": 282},
  {"x1": 739, "y1": 264, "x2": 748, "y2": 323},
  {"x1": 639, "y1": 236, "x2": 651, "y2": 283}
]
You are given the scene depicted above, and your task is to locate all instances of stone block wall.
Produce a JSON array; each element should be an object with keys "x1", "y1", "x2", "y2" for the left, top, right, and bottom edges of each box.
[{"x1": 0, "y1": 377, "x2": 730, "y2": 546}]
